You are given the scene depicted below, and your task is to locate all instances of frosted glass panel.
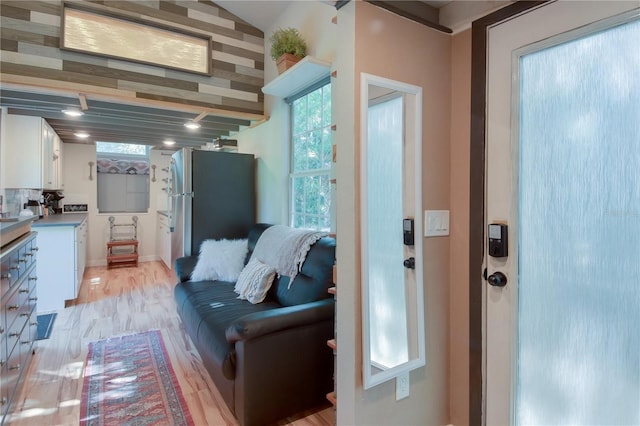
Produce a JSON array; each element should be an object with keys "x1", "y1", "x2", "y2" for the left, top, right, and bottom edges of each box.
[
  {"x1": 367, "y1": 96, "x2": 408, "y2": 369},
  {"x1": 517, "y1": 18, "x2": 640, "y2": 425}
]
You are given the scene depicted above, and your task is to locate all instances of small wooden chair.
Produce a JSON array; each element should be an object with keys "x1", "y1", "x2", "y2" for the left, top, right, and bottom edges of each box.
[{"x1": 107, "y1": 216, "x2": 139, "y2": 269}]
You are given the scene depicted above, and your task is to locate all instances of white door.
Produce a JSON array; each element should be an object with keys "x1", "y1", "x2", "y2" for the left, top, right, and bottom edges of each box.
[{"x1": 486, "y1": 2, "x2": 640, "y2": 424}]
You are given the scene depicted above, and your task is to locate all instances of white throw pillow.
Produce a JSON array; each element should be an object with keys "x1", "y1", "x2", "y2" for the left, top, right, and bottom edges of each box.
[
  {"x1": 235, "y1": 257, "x2": 276, "y2": 304},
  {"x1": 190, "y1": 239, "x2": 248, "y2": 282}
]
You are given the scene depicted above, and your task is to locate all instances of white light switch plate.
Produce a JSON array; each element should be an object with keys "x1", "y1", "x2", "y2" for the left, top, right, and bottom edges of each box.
[
  {"x1": 424, "y1": 210, "x2": 450, "y2": 237},
  {"x1": 396, "y1": 372, "x2": 410, "y2": 400}
]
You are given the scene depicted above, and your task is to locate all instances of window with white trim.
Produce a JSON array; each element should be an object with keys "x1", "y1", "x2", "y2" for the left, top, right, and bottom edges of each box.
[
  {"x1": 96, "y1": 142, "x2": 150, "y2": 213},
  {"x1": 290, "y1": 80, "x2": 332, "y2": 231}
]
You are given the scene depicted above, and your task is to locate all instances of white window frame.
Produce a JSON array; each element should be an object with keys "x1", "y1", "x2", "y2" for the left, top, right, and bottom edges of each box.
[{"x1": 288, "y1": 79, "x2": 332, "y2": 231}]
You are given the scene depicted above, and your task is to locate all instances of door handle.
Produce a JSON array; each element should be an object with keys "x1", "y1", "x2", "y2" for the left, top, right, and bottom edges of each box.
[
  {"x1": 403, "y1": 257, "x2": 415, "y2": 269},
  {"x1": 487, "y1": 271, "x2": 507, "y2": 287}
]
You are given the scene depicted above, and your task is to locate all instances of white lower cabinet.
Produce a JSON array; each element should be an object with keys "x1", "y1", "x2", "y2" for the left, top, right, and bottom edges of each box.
[
  {"x1": 36, "y1": 218, "x2": 87, "y2": 312},
  {"x1": 157, "y1": 213, "x2": 171, "y2": 269}
]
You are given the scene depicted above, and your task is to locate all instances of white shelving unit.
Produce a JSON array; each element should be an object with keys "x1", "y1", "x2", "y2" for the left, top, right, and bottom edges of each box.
[{"x1": 262, "y1": 56, "x2": 331, "y2": 99}]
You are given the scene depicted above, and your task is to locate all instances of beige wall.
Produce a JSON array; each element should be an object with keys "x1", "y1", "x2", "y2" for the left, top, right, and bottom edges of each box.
[
  {"x1": 334, "y1": 2, "x2": 357, "y2": 424},
  {"x1": 336, "y1": 2, "x2": 452, "y2": 424},
  {"x1": 449, "y1": 28, "x2": 472, "y2": 426}
]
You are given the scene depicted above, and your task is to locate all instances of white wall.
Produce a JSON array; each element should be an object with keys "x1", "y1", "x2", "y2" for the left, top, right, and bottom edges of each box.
[
  {"x1": 62, "y1": 143, "x2": 173, "y2": 266},
  {"x1": 237, "y1": 1, "x2": 338, "y2": 225}
]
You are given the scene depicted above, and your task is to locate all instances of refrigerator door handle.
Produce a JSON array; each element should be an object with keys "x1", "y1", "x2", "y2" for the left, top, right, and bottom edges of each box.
[{"x1": 170, "y1": 193, "x2": 178, "y2": 232}]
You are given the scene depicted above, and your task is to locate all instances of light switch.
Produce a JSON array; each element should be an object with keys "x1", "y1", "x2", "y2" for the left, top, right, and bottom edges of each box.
[
  {"x1": 396, "y1": 372, "x2": 410, "y2": 400},
  {"x1": 424, "y1": 210, "x2": 449, "y2": 237}
]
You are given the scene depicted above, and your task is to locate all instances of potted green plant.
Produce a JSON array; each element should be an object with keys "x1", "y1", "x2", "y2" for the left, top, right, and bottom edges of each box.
[{"x1": 269, "y1": 27, "x2": 307, "y2": 74}]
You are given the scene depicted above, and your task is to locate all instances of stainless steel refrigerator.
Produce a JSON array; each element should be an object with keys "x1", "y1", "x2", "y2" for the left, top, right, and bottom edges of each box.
[{"x1": 169, "y1": 148, "x2": 255, "y2": 266}]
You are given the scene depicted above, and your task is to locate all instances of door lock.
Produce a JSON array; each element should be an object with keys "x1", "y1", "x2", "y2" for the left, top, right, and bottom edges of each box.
[
  {"x1": 487, "y1": 271, "x2": 507, "y2": 287},
  {"x1": 403, "y1": 257, "x2": 415, "y2": 269}
]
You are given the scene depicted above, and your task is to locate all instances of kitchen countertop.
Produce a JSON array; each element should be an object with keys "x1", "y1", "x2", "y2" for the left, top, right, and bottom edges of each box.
[
  {"x1": 0, "y1": 215, "x2": 36, "y2": 235},
  {"x1": 30, "y1": 213, "x2": 88, "y2": 227}
]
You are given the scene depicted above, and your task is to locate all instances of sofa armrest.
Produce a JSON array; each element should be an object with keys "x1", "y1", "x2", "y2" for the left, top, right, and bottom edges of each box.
[
  {"x1": 174, "y1": 255, "x2": 198, "y2": 282},
  {"x1": 226, "y1": 299, "x2": 334, "y2": 343}
]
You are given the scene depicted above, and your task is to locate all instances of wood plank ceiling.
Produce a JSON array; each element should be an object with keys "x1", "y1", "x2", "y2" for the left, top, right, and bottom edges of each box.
[{"x1": 0, "y1": 88, "x2": 251, "y2": 148}]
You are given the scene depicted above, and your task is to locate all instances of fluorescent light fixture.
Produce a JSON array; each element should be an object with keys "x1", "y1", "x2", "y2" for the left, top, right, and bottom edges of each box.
[
  {"x1": 74, "y1": 131, "x2": 90, "y2": 138},
  {"x1": 163, "y1": 139, "x2": 176, "y2": 146},
  {"x1": 184, "y1": 121, "x2": 201, "y2": 130},
  {"x1": 62, "y1": 108, "x2": 84, "y2": 117}
]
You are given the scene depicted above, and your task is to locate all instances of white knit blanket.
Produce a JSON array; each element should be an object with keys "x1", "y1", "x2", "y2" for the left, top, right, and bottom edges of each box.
[{"x1": 251, "y1": 225, "x2": 327, "y2": 288}]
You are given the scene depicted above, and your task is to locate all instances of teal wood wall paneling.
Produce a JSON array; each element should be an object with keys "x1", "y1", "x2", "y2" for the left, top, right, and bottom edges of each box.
[{"x1": 0, "y1": 0, "x2": 265, "y2": 116}]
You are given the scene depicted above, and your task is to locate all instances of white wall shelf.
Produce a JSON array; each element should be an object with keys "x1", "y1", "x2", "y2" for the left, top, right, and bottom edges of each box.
[{"x1": 262, "y1": 56, "x2": 331, "y2": 99}]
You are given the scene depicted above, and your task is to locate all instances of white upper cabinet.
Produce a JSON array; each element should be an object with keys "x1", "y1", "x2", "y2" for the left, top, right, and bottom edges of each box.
[{"x1": 3, "y1": 114, "x2": 64, "y2": 190}]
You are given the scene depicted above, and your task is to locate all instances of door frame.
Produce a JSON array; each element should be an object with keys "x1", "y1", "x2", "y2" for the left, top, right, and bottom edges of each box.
[{"x1": 468, "y1": 2, "x2": 548, "y2": 424}]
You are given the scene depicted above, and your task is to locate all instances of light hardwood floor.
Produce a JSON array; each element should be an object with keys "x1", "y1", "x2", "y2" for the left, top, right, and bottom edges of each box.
[{"x1": 6, "y1": 261, "x2": 334, "y2": 425}]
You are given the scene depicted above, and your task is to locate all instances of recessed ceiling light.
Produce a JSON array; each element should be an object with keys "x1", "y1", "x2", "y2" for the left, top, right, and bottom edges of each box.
[
  {"x1": 74, "y1": 131, "x2": 90, "y2": 138},
  {"x1": 184, "y1": 121, "x2": 201, "y2": 130},
  {"x1": 163, "y1": 139, "x2": 176, "y2": 146},
  {"x1": 62, "y1": 108, "x2": 84, "y2": 117}
]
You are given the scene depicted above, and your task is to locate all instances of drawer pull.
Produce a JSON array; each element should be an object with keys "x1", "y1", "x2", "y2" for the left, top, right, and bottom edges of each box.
[
  {"x1": 1, "y1": 273, "x2": 10, "y2": 280},
  {"x1": 1, "y1": 397, "x2": 7, "y2": 406},
  {"x1": 31, "y1": 247, "x2": 39, "y2": 252},
  {"x1": 0, "y1": 327, "x2": 4, "y2": 334},
  {"x1": 10, "y1": 266, "x2": 19, "y2": 271},
  {"x1": 29, "y1": 297, "x2": 38, "y2": 302},
  {"x1": 19, "y1": 258, "x2": 27, "y2": 264},
  {"x1": 9, "y1": 332, "x2": 19, "y2": 338},
  {"x1": 0, "y1": 359, "x2": 4, "y2": 367},
  {"x1": 28, "y1": 277, "x2": 38, "y2": 282},
  {"x1": 19, "y1": 288, "x2": 29, "y2": 293},
  {"x1": 8, "y1": 305, "x2": 19, "y2": 311},
  {"x1": 9, "y1": 364, "x2": 21, "y2": 371},
  {"x1": 20, "y1": 313, "x2": 29, "y2": 317},
  {"x1": 25, "y1": 253, "x2": 34, "y2": 257},
  {"x1": 21, "y1": 340, "x2": 30, "y2": 345},
  {"x1": 30, "y1": 322, "x2": 38, "y2": 327}
]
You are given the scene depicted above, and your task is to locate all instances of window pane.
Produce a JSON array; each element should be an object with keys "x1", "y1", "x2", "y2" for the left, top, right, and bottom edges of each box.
[
  {"x1": 307, "y1": 130, "x2": 321, "y2": 170},
  {"x1": 290, "y1": 82, "x2": 331, "y2": 231},
  {"x1": 322, "y1": 84, "x2": 332, "y2": 126},
  {"x1": 96, "y1": 141, "x2": 148, "y2": 156},
  {"x1": 293, "y1": 134, "x2": 308, "y2": 172},
  {"x1": 320, "y1": 174, "x2": 331, "y2": 215},
  {"x1": 303, "y1": 176, "x2": 318, "y2": 214},
  {"x1": 322, "y1": 129, "x2": 332, "y2": 169},
  {"x1": 293, "y1": 177, "x2": 304, "y2": 213},
  {"x1": 307, "y1": 89, "x2": 322, "y2": 130},
  {"x1": 293, "y1": 97, "x2": 307, "y2": 134},
  {"x1": 96, "y1": 142, "x2": 149, "y2": 213}
]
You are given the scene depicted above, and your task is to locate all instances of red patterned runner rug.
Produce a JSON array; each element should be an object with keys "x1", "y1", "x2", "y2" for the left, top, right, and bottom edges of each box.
[{"x1": 80, "y1": 330, "x2": 194, "y2": 426}]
